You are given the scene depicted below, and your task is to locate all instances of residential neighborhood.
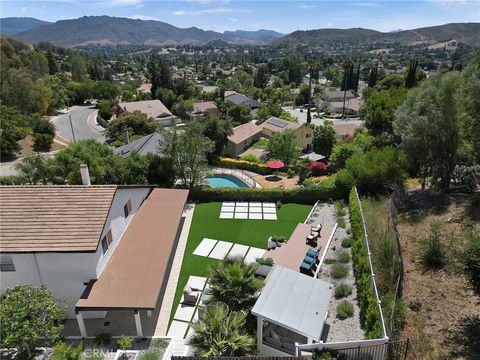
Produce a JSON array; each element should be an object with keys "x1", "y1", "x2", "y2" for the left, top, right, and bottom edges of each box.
[{"x1": 0, "y1": 3, "x2": 479, "y2": 360}]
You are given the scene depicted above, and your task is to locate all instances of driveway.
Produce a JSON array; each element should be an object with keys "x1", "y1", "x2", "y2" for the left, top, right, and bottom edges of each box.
[{"x1": 52, "y1": 105, "x2": 105, "y2": 143}]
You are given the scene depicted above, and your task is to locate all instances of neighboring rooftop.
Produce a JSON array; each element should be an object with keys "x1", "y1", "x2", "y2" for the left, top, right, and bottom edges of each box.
[
  {"x1": 261, "y1": 117, "x2": 302, "y2": 132},
  {"x1": 228, "y1": 122, "x2": 262, "y2": 144},
  {"x1": 332, "y1": 123, "x2": 361, "y2": 138},
  {"x1": 225, "y1": 91, "x2": 259, "y2": 108},
  {"x1": 76, "y1": 188, "x2": 189, "y2": 310},
  {"x1": 138, "y1": 83, "x2": 152, "y2": 94},
  {"x1": 113, "y1": 132, "x2": 163, "y2": 158},
  {"x1": 325, "y1": 90, "x2": 355, "y2": 101},
  {"x1": 118, "y1": 99, "x2": 173, "y2": 119},
  {"x1": 191, "y1": 101, "x2": 219, "y2": 115},
  {"x1": 0, "y1": 185, "x2": 117, "y2": 252},
  {"x1": 252, "y1": 265, "x2": 334, "y2": 340}
]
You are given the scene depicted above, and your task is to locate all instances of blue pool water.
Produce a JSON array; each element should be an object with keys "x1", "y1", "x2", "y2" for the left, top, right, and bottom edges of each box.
[{"x1": 206, "y1": 175, "x2": 248, "y2": 188}]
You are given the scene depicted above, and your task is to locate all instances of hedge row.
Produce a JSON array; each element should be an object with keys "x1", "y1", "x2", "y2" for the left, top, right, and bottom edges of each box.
[
  {"x1": 214, "y1": 157, "x2": 273, "y2": 175},
  {"x1": 349, "y1": 187, "x2": 383, "y2": 339}
]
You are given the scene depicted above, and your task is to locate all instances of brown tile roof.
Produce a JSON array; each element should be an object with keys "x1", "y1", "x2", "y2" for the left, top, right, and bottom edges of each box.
[
  {"x1": 118, "y1": 100, "x2": 172, "y2": 119},
  {"x1": 228, "y1": 122, "x2": 262, "y2": 144},
  {"x1": 76, "y1": 188, "x2": 189, "y2": 310},
  {"x1": 261, "y1": 117, "x2": 302, "y2": 132},
  {"x1": 192, "y1": 101, "x2": 219, "y2": 114},
  {"x1": 332, "y1": 123, "x2": 361, "y2": 138},
  {"x1": 0, "y1": 185, "x2": 117, "y2": 253}
]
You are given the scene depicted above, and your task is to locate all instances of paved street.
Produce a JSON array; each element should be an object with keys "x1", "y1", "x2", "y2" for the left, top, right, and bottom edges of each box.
[
  {"x1": 282, "y1": 106, "x2": 364, "y2": 127},
  {"x1": 52, "y1": 105, "x2": 105, "y2": 143}
]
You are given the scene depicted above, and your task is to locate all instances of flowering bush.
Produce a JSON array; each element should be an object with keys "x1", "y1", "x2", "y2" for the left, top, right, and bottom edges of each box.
[
  {"x1": 215, "y1": 157, "x2": 272, "y2": 175},
  {"x1": 307, "y1": 161, "x2": 327, "y2": 176}
]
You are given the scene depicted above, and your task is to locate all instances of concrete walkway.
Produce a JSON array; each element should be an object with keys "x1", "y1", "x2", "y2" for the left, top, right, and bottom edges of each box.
[{"x1": 154, "y1": 202, "x2": 196, "y2": 337}]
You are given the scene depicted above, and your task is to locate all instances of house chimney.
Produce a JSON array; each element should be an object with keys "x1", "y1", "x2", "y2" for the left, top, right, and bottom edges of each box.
[
  {"x1": 80, "y1": 164, "x2": 91, "y2": 186},
  {"x1": 124, "y1": 129, "x2": 129, "y2": 145}
]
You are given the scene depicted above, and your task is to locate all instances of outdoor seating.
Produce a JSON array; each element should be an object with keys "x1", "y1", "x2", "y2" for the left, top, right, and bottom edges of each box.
[
  {"x1": 306, "y1": 233, "x2": 318, "y2": 242},
  {"x1": 182, "y1": 285, "x2": 199, "y2": 305},
  {"x1": 311, "y1": 223, "x2": 322, "y2": 233},
  {"x1": 300, "y1": 260, "x2": 315, "y2": 273},
  {"x1": 307, "y1": 248, "x2": 320, "y2": 259},
  {"x1": 303, "y1": 255, "x2": 315, "y2": 264}
]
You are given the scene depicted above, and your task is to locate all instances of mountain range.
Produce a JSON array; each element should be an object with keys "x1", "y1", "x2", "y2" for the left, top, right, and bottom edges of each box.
[
  {"x1": 1, "y1": 16, "x2": 478, "y2": 48},
  {"x1": 0, "y1": 16, "x2": 284, "y2": 47}
]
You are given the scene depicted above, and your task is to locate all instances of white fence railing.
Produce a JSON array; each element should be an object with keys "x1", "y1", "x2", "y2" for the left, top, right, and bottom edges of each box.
[{"x1": 211, "y1": 167, "x2": 261, "y2": 188}]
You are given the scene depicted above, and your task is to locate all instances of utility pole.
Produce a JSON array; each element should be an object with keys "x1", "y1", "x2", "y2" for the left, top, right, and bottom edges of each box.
[{"x1": 69, "y1": 115, "x2": 76, "y2": 143}]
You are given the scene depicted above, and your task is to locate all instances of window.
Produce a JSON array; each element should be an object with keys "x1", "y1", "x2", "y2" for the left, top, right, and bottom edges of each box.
[
  {"x1": 305, "y1": 133, "x2": 312, "y2": 138},
  {"x1": 123, "y1": 199, "x2": 132, "y2": 218},
  {"x1": 101, "y1": 229, "x2": 113, "y2": 254},
  {"x1": 0, "y1": 256, "x2": 15, "y2": 272}
]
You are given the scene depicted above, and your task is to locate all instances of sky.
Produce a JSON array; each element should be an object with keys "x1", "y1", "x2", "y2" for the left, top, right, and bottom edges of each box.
[{"x1": 1, "y1": 0, "x2": 479, "y2": 34}]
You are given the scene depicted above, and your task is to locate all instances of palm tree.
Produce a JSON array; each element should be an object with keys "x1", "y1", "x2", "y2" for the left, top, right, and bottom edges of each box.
[
  {"x1": 188, "y1": 303, "x2": 255, "y2": 356},
  {"x1": 341, "y1": 57, "x2": 353, "y2": 119},
  {"x1": 206, "y1": 256, "x2": 263, "y2": 313}
]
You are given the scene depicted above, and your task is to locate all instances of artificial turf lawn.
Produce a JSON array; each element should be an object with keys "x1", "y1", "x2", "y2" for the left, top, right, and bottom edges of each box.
[{"x1": 169, "y1": 201, "x2": 313, "y2": 324}]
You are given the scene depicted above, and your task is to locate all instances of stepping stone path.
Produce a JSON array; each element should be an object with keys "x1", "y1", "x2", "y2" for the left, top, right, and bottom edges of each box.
[{"x1": 219, "y1": 201, "x2": 278, "y2": 220}]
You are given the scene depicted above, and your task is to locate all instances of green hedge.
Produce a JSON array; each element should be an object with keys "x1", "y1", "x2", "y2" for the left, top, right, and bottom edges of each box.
[
  {"x1": 214, "y1": 157, "x2": 273, "y2": 175},
  {"x1": 349, "y1": 187, "x2": 383, "y2": 339},
  {"x1": 188, "y1": 182, "x2": 347, "y2": 204}
]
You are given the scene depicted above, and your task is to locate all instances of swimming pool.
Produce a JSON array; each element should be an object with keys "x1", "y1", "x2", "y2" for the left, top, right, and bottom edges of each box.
[{"x1": 206, "y1": 174, "x2": 249, "y2": 188}]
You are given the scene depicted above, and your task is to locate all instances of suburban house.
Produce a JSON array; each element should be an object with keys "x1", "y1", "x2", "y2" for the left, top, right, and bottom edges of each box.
[
  {"x1": 260, "y1": 117, "x2": 314, "y2": 151},
  {"x1": 113, "y1": 132, "x2": 164, "y2": 158},
  {"x1": 225, "y1": 122, "x2": 263, "y2": 157},
  {"x1": 138, "y1": 83, "x2": 152, "y2": 94},
  {"x1": 324, "y1": 90, "x2": 355, "y2": 102},
  {"x1": 225, "y1": 90, "x2": 260, "y2": 109},
  {"x1": 189, "y1": 101, "x2": 221, "y2": 120},
  {"x1": 0, "y1": 177, "x2": 188, "y2": 338},
  {"x1": 117, "y1": 100, "x2": 178, "y2": 126},
  {"x1": 318, "y1": 90, "x2": 362, "y2": 115},
  {"x1": 331, "y1": 123, "x2": 361, "y2": 140}
]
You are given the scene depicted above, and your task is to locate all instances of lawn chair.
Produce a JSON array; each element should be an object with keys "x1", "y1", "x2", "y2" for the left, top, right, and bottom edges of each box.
[
  {"x1": 303, "y1": 255, "x2": 316, "y2": 264},
  {"x1": 300, "y1": 260, "x2": 315, "y2": 274},
  {"x1": 307, "y1": 248, "x2": 320, "y2": 259},
  {"x1": 311, "y1": 223, "x2": 322, "y2": 233},
  {"x1": 182, "y1": 285, "x2": 199, "y2": 305}
]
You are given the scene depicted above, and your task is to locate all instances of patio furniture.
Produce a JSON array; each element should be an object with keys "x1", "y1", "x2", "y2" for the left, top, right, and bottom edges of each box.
[
  {"x1": 311, "y1": 223, "x2": 322, "y2": 232},
  {"x1": 197, "y1": 305, "x2": 206, "y2": 319},
  {"x1": 306, "y1": 233, "x2": 318, "y2": 242},
  {"x1": 182, "y1": 285, "x2": 199, "y2": 305},
  {"x1": 310, "y1": 231, "x2": 320, "y2": 238},
  {"x1": 300, "y1": 260, "x2": 315, "y2": 273},
  {"x1": 307, "y1": 248, "x2": 320, "y2": 259},
  {"x1": 303, "y1": 255, "x2": 316, "y2": 265}
]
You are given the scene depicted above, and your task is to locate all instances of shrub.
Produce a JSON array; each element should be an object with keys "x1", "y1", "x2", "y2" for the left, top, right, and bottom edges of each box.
[
  {"x1": 307, "y1": 161, "x2": 327, "y2": 176},
  {"x1": 342, "y1": 236, "x2": 353, "y2": 248},
  {"x1": 335, "y1": 284, "x2": 352, "y2": 299},
  {"x1": 51, "y1": 343, "x2": 83, "y2": 360},
  {"x1": 116, "y1": 336, "x2": 133, "y2": 351},
  {"x1": 32, "y1": 116, "x2": 55, "y2": 150},
  {"x1": 149, "y1": 338, "x2": 169, "y2": 350},
  {"x1": 240, "y1": 154, "x2": 260, "y2": 164},
  {"x1": 420, "y1": 221, "x2": 447, "y2": 270},
  {"x1": 337, "y1": 217, "x2": 346, "y2": 229},
  {"x1": 271, "y1": 235, "x2": 286, "y2": 243},
  {"x1": 257, "y1": 257, "x2": 274, "y2": 266},
  {"x1": 287, "y1": 168, "x2": 296, "y2": 178},
  {"x1": 336, "y1": 301, "x2": 354, "y2": 320},
  {"x1": 138, "y1": 352, "x2": 158, "y2": 360},
  {"x1": 331, "y1": 264, "x2": 349, "y2": 279},
  {"x1": 33, "y1": 132, "x2": 55, "y2": 150},
  {"x1": 334, "y1": 169, "x2": 355, "y2": 199},
  {"x1": 462, "y1": 229, "x2": 480, "y2": 294},
  {"x1": 334, "y1": 200, "x2": 346, "y2": 217},
  {"x1": 94, "y1": 333, "x2": 112, "y2": 347},
  {"x1": 323, "y1": 258, "x2": 336, "y2": 265},
  {"x1": 452, "y1": 165, "x2": 480, "y2": 193},
  {"x1": 338, "y1": 251, "x2": 350, "y2": 263},
  {"x1": 98, "y1": 100, "x2": 113, "y2": 121},
  {"x1": 215, "y1": 157, "x2": 272, "y2": 175}
]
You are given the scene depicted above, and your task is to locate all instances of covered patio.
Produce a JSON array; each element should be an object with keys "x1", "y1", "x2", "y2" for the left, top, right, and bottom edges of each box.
[
  {"x1": 252, "y1": 266, "x2": 333, "y2": 356},
  {"x1": 69, "y1": 189, "x2": 189, "y2": 338}
]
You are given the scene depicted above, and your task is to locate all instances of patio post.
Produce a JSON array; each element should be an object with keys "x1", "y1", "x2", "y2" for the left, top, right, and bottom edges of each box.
[
  {"x1": 256, "y1": 315, "x2": 263, "y2": 354},
  {"x1": 134, "y1": 310, "x2": 143, "y2": 337},
  {"x1": 75, "y1": 311, "x2": 88, "y2": 338}
]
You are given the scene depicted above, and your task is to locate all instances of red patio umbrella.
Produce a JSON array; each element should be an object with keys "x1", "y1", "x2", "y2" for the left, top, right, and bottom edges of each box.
[{"x1": 266, "y1": 160, "x2": 285, "y2": 169}]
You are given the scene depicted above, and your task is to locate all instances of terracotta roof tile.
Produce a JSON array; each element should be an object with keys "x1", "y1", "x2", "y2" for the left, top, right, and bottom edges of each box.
[{"x1": 0, "y1": 185, "x2": 117, "y2": 252}]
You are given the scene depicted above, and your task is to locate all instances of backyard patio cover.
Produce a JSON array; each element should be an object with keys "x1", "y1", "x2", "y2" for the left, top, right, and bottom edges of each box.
[
  {"x1": 76, "y1": 188, "x2": 189, "y2": 311},
  {"x1": 252, "y1": 265, "x2": 333, "y2": 340}
]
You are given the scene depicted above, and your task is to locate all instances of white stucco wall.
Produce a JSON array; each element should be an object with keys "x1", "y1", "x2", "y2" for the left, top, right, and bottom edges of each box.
[{"x1": 0, "y1": 187, "x2": 152, "y2": 319}]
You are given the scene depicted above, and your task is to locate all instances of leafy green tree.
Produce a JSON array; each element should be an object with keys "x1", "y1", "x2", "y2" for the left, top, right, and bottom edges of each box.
[
  {"x1": 145, "y1": 154, "x2": 175, "y2": 187},
  {"x1": 106, "y1": 111, "x2": 157, "y2": 146},
  {"x1": 368, "y1": 64, "x2": 378, "y2": 88},
  {"x1": 254, "y1": 64, "x2": 268, "y2": 90},
  {"x1": 172, "y1": 99, "x2": 194, "y2": 121},
  {"x1": 206, "y1": 257, "x2": 263, "y2": 313},
  {"x1": 15, "y1": 154, "x2": 53, "y2": 184},
  {"x1": 0, "y1": 105, "x2": 29, "y2": 156},
  {"x1": 346, "y1": 147, "x2": 406, "y2": 193},
  {"x1": 188, "y1": 303, "x2": 255, "y2": 356},
  {"x1": 405, "y1": 59, "x2": 418, "y2": 88},
  {"x1": 267, "y1": 129, "x2": 301, "y2": 167},
  {"x1": 32, "y1": 115, "x2": 55, "y2": 150},
  {"x1": 394, "y1": 72, "x2": 461, "y2": 189},
  {"x1": 98, "y1": 100, "x2": 113, "y2": 120},
  {"x1": 93, "y1": 81, "x2": 119, "y2": 101},
  {"x1": 148, "y1": 57, "x2": 172, "y2": 95},
  {"x1": 329, "y1": 142, "x2": 363, "y2": 168},
  {"x1": 256, "y1": 102, "x2": 294, "y2": 122},
  {"x1": 46, "y1": 49, "x2": 58, "y2": 75},
  {"x1": 364, "y1": 87, "x2": 407, "y2": 139},
  {"x1": 295, "y1": 83, "x2": 310, "y2": 106},
  {"x1": 161, "y1": 123, "x2": 214, "y2": 187},
  {"x1": 227, "y1": 104, "x2": 252, "y2": 124},
  {"x1": 69, "y1": 54, "x2": 88, "y2": 82},
  {"x1": 198, "y1": 111, "x2": 233, "y2": 156},
  {"x1": 0, "y1": 285, "x2": 65, "y2": 358},
  {"x1": 313, "y1": 124, "x2": 336, "y2": 159},
  {"x1": 155, "y1": 87, "x2": 176, "y2": 110}
]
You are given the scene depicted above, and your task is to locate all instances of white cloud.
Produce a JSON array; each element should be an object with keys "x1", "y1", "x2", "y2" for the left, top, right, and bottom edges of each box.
[
  {"x1": 352, "y1": 2, "x2": 380, "y2": 7},
  {"x1": 299, "y1": 4, "x2": 316, "y2": 10},
  {"x1": 429, "y1": 0, "x2": 480, "y2": 6},
  {"x1": 326, "y1": 22, "x2": 335, "y2": 28},
  {"x1": 104, "y1": 0, "x2": 143, "y2": 7},
  {"x1": 129, "y1": 14, "x2": 158, "y2": 21},
  {"x1": 172, "y1": 7, "x2": 251, "y2": 16},
  {"x1": 228, "y1": 17, "x2": 238, "y2": 22}
]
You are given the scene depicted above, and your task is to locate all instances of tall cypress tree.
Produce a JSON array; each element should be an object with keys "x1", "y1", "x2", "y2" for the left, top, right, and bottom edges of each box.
[
  {"x1": 405, "y1": 59, "x2": 418, "y2": 88},
  {"x1": 368, "y1": 64, "x2": 378, "y2": 88}
]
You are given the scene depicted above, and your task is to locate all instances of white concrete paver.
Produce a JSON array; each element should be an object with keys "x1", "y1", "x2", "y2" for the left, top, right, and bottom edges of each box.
[
  {"x1": 187, "y1": 275, "x2": 207, "y2": 291},
  {"x1": 227, "y1": 244, "x2": 249, "y2": 259},
  {"x1": 249, "y1": 213, "x2": 263, "y2": 219},
  {"x1": 244, "y1": 247, "x2": 266, "y2": 263},
  {"x1": 167, "y1": 320, "x2": 189, "y2": 339},
  {"x1": 234, "y1": 212, "x2": 248, "y2": 219},
  {"x1": 209, "y1": 240, "x2": 233, "y2": 259},
  {"x1": 219, "y1": 212, "x2": 234, "y2": 219},
  {"x1": 263, "y1": 213, "x2": 278, "y2": 220},
  {"x1": 173, "y1": 304, "x2": 196, "y2": 322},
  {"x1": 192, "y1": 238, "x2": 218, "y2": 257}
]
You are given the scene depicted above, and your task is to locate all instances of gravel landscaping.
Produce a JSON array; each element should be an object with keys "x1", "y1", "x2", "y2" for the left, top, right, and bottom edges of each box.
[{"x1": 309, "y1": 202, "x2": 365, "y2": 342}]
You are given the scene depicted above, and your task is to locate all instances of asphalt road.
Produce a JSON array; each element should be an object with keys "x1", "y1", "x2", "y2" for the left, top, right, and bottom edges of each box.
[{"x1": 52, "y1": 105, "x2": 105, "y2": 143}]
